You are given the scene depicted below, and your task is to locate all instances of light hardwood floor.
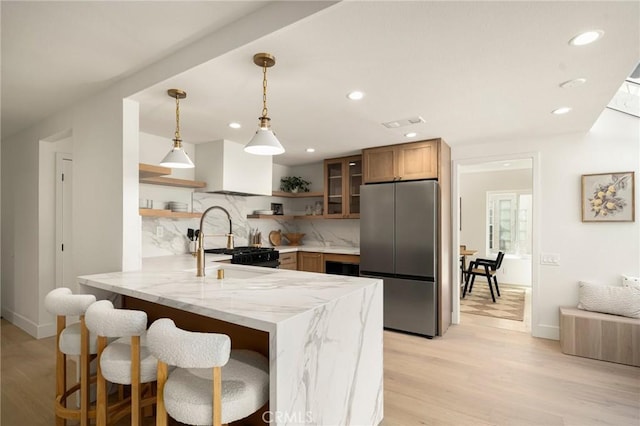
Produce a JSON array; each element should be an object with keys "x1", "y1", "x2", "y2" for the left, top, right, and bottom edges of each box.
[{"x1": 2, "y1": 317, "x2": 639, "y2": 426}]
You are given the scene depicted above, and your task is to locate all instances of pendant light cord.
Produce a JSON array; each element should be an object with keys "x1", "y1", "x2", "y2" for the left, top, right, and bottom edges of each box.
[
  {"x1": 262, "y1": 61, "x2": 269, "y2": 118},
  {"x1": 174, "y1": 94, "x2": 182, "y2": 147}
]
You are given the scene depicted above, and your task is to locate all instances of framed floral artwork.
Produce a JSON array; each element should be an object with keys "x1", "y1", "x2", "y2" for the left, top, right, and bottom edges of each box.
[{"x1": 581, "y1": 172, "x2": 635, "y2": 222}]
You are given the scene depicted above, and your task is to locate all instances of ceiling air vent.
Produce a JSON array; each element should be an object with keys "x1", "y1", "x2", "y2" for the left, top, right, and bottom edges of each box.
[{"x1": 382, "y1": 116, "x2": 425, "y2": 128}]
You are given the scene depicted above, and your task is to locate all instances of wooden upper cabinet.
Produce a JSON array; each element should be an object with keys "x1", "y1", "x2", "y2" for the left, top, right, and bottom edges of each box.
[
  {"x1": 397, "y1": 141, "x2": 438, "y2": 180},
  {"x1": 362, "y1": 146, "x2": 397, "y2": 183},
  {"x1": 363, "y1": 139, "x2": 439, "y2": 183}
]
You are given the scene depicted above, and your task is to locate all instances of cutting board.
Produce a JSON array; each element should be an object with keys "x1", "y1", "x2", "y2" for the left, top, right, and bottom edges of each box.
[{"x1": 269, "y1": 230, "x2": 282, "y2": 246}]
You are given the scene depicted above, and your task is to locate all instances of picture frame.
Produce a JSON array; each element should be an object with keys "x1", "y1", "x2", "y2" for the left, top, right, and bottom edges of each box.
[
  {"x1": 581, "y1": 171, "x2": 635, "y2": 222},
  {"x1": 270, "y1": 202, "x2": 284, "y2": 215}
]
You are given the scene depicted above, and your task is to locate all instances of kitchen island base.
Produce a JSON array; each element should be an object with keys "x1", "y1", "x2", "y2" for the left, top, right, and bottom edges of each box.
[{"x1": 79, "y1": 260, "x2": 383, "y2": 425}]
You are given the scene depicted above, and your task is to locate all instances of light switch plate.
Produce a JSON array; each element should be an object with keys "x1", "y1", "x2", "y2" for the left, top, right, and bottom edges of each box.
[{"x1": 540, "y1": 253, "x2": 560, "y2": 265}]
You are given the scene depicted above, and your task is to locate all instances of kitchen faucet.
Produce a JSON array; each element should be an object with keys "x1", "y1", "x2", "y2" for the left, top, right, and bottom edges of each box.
[{"x1": 196, "y1": 206, "x2": 234, "y2": 277}]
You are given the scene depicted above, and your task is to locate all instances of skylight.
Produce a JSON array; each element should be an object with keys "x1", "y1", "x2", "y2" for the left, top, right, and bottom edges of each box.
[{"x1": 607, "y1": 63, "x2": 640, "y2": 118}]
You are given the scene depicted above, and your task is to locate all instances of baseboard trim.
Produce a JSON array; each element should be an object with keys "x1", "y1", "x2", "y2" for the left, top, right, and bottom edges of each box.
[
  {"x1": 1, "y1": 308, "x2": 56, "y2": 339},
  {"x1": 37, "y1": 322, "x2": 57, "y2": 339},
  {"x1": 533, "y1": 323, "x2": 559, "y2": 340}
]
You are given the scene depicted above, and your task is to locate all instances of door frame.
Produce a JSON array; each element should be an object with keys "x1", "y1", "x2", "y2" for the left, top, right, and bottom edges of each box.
[
  {"x1": 451, "y1": 152, "x2": 541, "y2": 337},
  {"x1": 55, "y1": 152, "x2": 73, "y2": 288}
]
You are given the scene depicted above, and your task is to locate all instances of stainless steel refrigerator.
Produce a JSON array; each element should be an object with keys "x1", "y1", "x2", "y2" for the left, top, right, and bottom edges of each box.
[{"x1": 360, "y1": 180, "x2": 438, "y2": 337}]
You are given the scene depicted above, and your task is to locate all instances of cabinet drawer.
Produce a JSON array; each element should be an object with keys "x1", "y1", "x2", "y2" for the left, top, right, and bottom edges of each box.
[{"x1": 279, "y1": 252, "x2": 297, "y2": 270}]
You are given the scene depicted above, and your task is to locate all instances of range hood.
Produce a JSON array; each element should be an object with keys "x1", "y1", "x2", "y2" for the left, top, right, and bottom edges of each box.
[{"x1": 195, "y1": 139, "x2": 272, "y2": 196}]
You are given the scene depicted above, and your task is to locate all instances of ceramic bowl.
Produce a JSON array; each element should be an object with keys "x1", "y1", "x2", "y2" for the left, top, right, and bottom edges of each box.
[{"x1": 283, "y1": 233, "x2": 305, "y2": 246}]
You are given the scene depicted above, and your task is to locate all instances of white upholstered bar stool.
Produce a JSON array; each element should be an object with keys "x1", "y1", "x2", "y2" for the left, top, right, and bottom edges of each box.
[
  {"x1": 146, "y1": 318, "x2": 269, "y2": 426},
  {"x1": 44, "y1": 287, "x2": 97, "y2": 426},
  {"x1": 85, "y1": 300, "x2": 157, "y2": 426}
]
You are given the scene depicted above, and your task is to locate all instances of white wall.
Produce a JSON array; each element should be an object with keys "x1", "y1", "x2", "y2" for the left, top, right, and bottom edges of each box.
[
  {"x1": 460, "y1": 167, "x2": 532, "y2": 285},
  {"x1": 452, "y1": 109, "x2": 640, "y2": 340},
  {"x1": 289, "y1": 162, "x2": 325, "y2": 193},
  {"x1": 2, "y1": 108, "x2": 74, "y2": 335}
]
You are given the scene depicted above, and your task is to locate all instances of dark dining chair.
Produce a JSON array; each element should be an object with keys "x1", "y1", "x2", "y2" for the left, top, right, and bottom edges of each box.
[{"x1": 462, "y1": 251, "x2": 505, "y2": 303}]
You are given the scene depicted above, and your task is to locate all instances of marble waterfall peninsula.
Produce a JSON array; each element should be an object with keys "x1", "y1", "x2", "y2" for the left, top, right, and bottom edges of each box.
[{"x1": 79, "y1": 255, "x2": 383, "y2": 425}]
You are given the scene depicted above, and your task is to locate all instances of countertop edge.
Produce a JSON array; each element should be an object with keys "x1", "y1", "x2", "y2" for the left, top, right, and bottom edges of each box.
[{"x1": 273, "y1": 246, "x2": 360, "y2": 255}]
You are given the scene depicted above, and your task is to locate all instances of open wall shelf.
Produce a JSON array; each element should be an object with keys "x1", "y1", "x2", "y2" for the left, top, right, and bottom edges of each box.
[
  {"x1": 139, "y1": 209, "x2": 201, "y2": 219},
  {"x1": 138, "y1": 163, "x2": 206, "y2": 188}
]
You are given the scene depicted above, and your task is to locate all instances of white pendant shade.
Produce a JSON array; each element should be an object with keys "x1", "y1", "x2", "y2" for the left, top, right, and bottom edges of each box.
[
  {"x1": 160, "y1": 146, "x2": 194, "y2": 168},
  {"x1": 244, "y1": 128, "x2": 285, "y2": 155}
]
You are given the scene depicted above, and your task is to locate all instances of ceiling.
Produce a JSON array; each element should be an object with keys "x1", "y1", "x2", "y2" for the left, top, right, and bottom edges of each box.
[{"x1": 3, "y1": 2, "x2": 639, "y2": 167}]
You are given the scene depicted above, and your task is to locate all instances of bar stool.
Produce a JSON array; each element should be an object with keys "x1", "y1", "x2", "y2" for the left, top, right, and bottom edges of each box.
[
  {"x1": 146, "y1": 318, "x2": 269, "y2": 426},
  {"x1": 44, "y1": 287, "x2": 97, "y2": 426},
  {"x1": 85, "y1": 300, "x2": 157, "y2": 426}
]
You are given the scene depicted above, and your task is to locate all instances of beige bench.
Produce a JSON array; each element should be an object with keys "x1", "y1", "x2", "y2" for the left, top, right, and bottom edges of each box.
[{"x1": 560, "y1": 307, "x2": 640, "y2": 367}]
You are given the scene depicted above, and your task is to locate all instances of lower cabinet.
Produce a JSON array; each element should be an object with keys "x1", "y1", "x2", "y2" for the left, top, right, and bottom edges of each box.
[
  {"x1": 297, "y1": 252, "x2": 324, "y2": 273},
  {"x1": 279, "y1": 252, "x2": 298, "y2": 270}
]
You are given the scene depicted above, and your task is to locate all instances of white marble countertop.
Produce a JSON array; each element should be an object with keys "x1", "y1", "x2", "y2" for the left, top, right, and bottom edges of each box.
[{"x1": 79, "y1": 254, "x2": 377, "y2": 333}]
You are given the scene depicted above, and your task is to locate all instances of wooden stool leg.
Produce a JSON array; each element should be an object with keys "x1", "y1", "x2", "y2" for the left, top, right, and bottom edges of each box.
[
  {"x1": 80, "y1": 316, "x2": 90, "y2": 426},
  {"x1": 96, "y1": 336, "x2": 108, "y2": 426},
  {"x1": 213, "y1": 366, "x2": 222, "y2": 426},
  {"x1": 131, "y1": 336, "x2": 142, "y2": 426},
  {"x1": 55, "y1": 316, "x2": 67, "y2": 426},
  {"x1": 156, "y1": 361, "x2": 168, "y2": 426}
]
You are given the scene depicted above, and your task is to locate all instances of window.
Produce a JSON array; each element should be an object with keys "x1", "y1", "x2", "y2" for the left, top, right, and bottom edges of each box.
[{"x1": 487, "y1": 191, "x2": 532, "y2": 256}]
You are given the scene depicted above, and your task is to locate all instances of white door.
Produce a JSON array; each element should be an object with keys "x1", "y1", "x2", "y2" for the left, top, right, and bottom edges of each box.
[{"x1": 56, "y1": 154, "x2": 73, "y2": 288}]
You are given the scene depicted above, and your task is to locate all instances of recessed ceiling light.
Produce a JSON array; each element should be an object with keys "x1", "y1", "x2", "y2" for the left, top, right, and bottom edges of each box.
[
  {"x1": 404, "y1": 132, "x2": 417, "y2": 138},
  {"x1": 347, "y1": 91, "x2": 364, "y2": 100},
  {"x1": 305, "y1": 148, "x2": 315, "y2": 153},
  {"x1": 559, "y1": 78, "x2": 587, "y2": 88},
  {"x1": 552, "y1": 107, "x2": 572, "y2": 115},
  {"x1": 228, "y1": 122, "x2": 241, "y2": 129},
  {"x1": 569, "y1": 30, "x2": 604, "y2": 46}
]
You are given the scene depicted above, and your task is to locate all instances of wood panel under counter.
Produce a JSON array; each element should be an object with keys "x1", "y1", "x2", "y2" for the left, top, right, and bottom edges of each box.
[{"x1": 297, "y1": 251, "x2": 324, "y2": 272}]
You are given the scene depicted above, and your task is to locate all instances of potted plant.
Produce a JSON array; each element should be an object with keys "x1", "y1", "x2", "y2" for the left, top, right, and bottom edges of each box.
[{"x1": 280, "y1": 176, "x2": 311, "y2": 193}]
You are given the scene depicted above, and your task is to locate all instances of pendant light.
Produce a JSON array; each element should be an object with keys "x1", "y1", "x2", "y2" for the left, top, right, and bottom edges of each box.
[
  {"x1": 160, "y1": 89, "x2": 194, "y2": 168},
  {"x1": 244, "y1": 53, "x2": 285, "y2": 155}
]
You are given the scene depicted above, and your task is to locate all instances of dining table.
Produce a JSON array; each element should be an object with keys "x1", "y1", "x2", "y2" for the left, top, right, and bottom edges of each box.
[{"x1": 460, "y1": 248, "x2": 478, "y2": 284}]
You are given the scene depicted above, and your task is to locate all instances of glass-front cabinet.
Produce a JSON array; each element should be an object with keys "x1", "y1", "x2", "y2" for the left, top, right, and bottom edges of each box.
[
  {"x1": 326, "y1": 160, "x2": 344, "y2": 216},
  {"x1": 324, "y1": 155, "x2": 361, "y2": 219}
]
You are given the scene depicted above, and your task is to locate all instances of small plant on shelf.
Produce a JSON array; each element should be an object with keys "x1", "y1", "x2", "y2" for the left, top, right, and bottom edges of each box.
[{"x1": 280, "y1": 176, "x2": 311, "y2": 193}]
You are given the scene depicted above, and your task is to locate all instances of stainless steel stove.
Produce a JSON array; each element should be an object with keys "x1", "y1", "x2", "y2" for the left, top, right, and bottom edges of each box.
[{"x1": 205, "y1": 246, "x2": 280, "y2": 268}]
